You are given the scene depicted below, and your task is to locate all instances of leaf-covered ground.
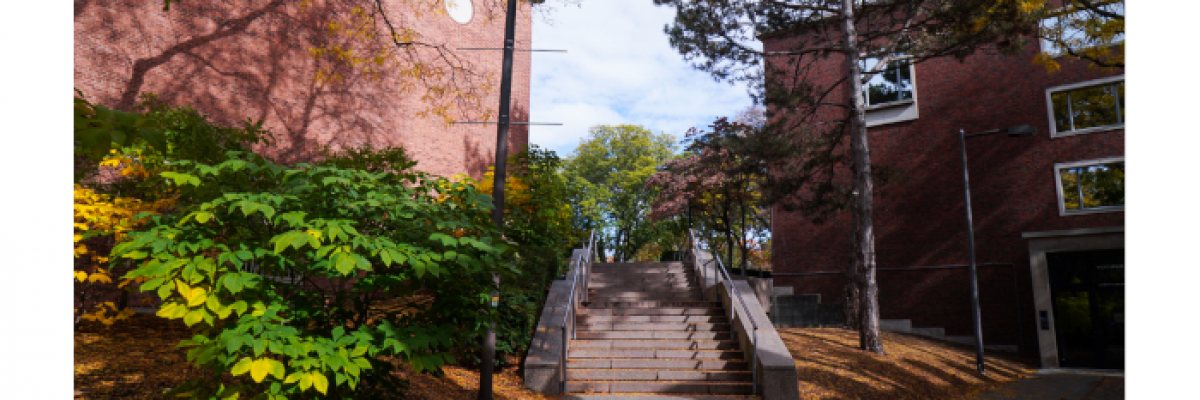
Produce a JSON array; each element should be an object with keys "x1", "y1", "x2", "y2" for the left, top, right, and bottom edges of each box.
[
  {"x1": 76, "y1": 316, "x2": 1037, "y2": 399},
  {"x1": 780, "y1": 327, "x2": 1039, "y2": 400},
  {"x1": 74, "y1": 313, "x2": 560, "y2": 399}
]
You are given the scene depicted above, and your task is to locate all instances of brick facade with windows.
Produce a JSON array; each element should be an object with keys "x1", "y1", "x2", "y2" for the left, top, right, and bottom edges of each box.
[
  {"x1": 763, "y1": 31, "x2": 1124, "y2": 357},
  {"x1": 74, "y1": 0, "x2": 531, "y2": 178}
]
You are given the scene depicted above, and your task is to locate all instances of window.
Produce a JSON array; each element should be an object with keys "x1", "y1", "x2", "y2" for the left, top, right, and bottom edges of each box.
[
  {"x1": 1046, "y1": 76, "x2": 1124, "y2": 136},
  {"x1": 1055, "y1": 158, "x2": 1124, "y2": 215},
  {"x1": 1039, "y1": 1, "x2": 1125, "y2": 56},
  {"x1": 860, "y1": 56, "x2": 913, "y2": 107}
]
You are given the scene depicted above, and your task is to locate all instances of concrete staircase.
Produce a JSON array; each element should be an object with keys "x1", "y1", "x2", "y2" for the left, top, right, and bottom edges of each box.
[{"x1": 563, "y1": 261, "x2": 758, "y2": 398}]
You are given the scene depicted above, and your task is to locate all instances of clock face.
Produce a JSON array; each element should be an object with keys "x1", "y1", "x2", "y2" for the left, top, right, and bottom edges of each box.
[{"x1": 445, "y1": 0, "x2": 473, "y2": 24}]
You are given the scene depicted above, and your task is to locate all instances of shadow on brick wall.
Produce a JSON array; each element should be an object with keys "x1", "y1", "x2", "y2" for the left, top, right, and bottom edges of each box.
[{"x1": 75, "y1": 0, "x2": 507, "y2": 169}]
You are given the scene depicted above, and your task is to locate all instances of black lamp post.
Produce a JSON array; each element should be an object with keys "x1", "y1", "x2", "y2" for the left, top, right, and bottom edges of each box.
[
  {"x1": 478, "y1": 1, "x2": 546, "y2": 399},
  {"x1": 958, "y1": 124, "x2": 1036, "y2": 375}
]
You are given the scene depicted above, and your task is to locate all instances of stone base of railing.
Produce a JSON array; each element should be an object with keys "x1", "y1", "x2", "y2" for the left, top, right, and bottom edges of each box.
[{"x1": 523, "y1": 248, "x2": 588, "y2": 395}]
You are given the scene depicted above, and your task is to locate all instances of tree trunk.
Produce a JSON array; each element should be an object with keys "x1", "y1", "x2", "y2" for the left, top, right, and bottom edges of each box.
[
  {"x1": 116, "y1": 261, "x2": 131, "y2": 310},
  {"x1": 843, "y1": 276, "x2": 861, "y2": 330},
  {"x1": 838, "y1": 0, "x2": 884, "y2": 355},
  {"x1": 739, "y1": 198, "x2": 748, "y2": 275},
  {"x1": 597, "y1": 235, "x2": 606, "y2": 263}
]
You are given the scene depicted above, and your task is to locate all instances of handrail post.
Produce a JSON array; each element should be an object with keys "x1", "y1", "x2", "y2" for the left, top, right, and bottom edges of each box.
[
  {"x1": 560, "y1": 325, "x2": 567, "y2": 393},
  {"x1": 753, "y1": 327, "x2": 759, "y2": 394},
  {"x1": 561, "y1": 229, "x2": 595, "y2": 394}
]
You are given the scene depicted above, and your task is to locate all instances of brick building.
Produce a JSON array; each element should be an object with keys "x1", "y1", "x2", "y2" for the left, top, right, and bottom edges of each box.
[
  {"x1": 74, "y1": 0, "x2": 532, "y2": 178},
  {"x1": 763, "y1": 15, "x2": 1124, "y2": 368}
]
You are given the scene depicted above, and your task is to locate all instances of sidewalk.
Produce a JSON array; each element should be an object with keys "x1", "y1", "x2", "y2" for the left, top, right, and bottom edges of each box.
[{"x1": 970, "y1": 368, "x2": 1123, "y2": 400}]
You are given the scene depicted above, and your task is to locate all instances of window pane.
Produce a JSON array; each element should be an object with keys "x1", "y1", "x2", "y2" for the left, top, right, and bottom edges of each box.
[
  {"x1": 1080, "y1": 162, "x2": 1124, "y2": 208},
  {"x1": 1061, "y1": 168, "x2": 1081, "y2": 210},
  {"x1": 1069, "y1": 85, "x2": 1120, "y2": 130},
  {"x1": 862, "y1": 60, "x2": 912, "y2": 106},
  {"x1": 895, "y1": 62, "x2": 913, "y2": 101},
  {"x1": 1116, "y1": 82, "x2": 1124, "y2": 123},
  {"x1": 1051, "y1": 91, "x2": 1073, "y2": 133}
]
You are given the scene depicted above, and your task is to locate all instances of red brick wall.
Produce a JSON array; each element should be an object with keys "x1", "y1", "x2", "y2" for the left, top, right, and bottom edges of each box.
[
  {"x1": 764, "y1": 32, "x2": 1124, "y2": 353},
  {"x1": 74, "y1": 0, "x2": 531, "y2": 178}
]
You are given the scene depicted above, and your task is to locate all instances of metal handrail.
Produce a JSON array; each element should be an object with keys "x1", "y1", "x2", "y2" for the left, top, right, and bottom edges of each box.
[
  {"x1": 560, "y1": 230, "x2": 595, "y2": 392},
  {"x1": 687, "y1": 228, "x2": 759, "y2": 394}
]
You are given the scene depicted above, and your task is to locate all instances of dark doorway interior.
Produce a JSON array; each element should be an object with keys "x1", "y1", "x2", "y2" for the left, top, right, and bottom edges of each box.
[{"x1": 1047, "y1": 249, "x2": 1124, "y2": 369}]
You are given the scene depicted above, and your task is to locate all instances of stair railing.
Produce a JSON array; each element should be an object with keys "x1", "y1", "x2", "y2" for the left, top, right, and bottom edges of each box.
[
  {"x1": 686, "y1": 229, "x2": 759, "y2": 395},
  {"x1": 560, "y1": 230, "x2": 595, "y2": 393}
]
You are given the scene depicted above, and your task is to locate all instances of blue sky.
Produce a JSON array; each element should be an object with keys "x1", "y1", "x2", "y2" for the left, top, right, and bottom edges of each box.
[{"x1": 528, "y1": 1, "x2": 756, "y2": 158}]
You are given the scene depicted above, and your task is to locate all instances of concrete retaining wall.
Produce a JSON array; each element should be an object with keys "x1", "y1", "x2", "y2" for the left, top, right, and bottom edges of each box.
[
  {"x1": 523, "y1": 248, "x2": 588, "y2": 394},
  {"x1": 694, "y1": 251, "x2": 800, "y2": 400}
]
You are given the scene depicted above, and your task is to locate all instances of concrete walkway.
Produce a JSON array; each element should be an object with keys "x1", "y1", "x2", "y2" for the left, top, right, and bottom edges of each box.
[{"x1": 971, "y1": 369, "x2": 1123, "y2": 400}]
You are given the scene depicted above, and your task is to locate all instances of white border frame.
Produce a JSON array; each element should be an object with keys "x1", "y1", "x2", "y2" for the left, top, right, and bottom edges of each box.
[
  {"x1": 1045, "y1": 75, "x2": 1125, "y2": 138},
  {"x1": 1053, "y1": 156, "x2": 1125, "y2": 216},
  {"x1": 862, "y1": 58, "x2": 917, "y2": 109},
  {"x1": 863, "y1": 59, "x2": 919, "y2": 127},
  {"x1": 1022, "y1": 228, "x2": 1124, "y2": 368}
]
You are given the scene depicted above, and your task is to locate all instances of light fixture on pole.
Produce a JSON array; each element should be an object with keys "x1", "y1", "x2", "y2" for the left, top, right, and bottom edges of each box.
[{"x1": 958, "y1": 124, "x2": 1036, "y2": 375}]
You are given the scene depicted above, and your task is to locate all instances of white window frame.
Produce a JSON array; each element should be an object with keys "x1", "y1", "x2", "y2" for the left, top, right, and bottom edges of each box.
[
  {"x1": 860, "y1": 56, "x2": 917, "y2": 109},
  {"x1": 859, "y1": 54, "x2": 919, "y2": 127},
  {"x1": 1053, "y1": 156, "x2": 1124, "y2": 216},
  {"x1": 1044, "y1": 75, "x2": 1124, "y2": 138}
]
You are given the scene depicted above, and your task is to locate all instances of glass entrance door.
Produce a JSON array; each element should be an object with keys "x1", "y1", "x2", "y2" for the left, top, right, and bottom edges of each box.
[{"x1": 1047, "y1": 249, "x2": 1124, "y2": 369}]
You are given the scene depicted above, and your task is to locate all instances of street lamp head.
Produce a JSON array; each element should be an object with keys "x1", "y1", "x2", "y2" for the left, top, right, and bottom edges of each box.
[{"x1": 1005, "y1": 124, "x2": 1037, "y2": 137}]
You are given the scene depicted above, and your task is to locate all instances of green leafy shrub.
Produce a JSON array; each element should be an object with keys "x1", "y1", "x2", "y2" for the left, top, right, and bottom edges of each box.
[
  {"x1": 74, "y1": 91, "x2": 274, "y2": 329},
  {"x1": 456, "y1": 146, "x2": 579, "y2": 366},
  {"x1": 114, "y1": 151, "x2": 511, "y2": 398}
]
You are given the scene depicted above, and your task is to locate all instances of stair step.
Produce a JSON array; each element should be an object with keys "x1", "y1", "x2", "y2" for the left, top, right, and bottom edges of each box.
[
  {"x1": 592, "y1": 266, "x2": 691, "y2": 272},
  {"x1": 567, "y1": 358, "x2": 748, "y2": 370},
  {"x1": 578, "y1": 323, "x2": 731, "y2": 331},
  {"x1": 567, "y1": 369, "x2": 751, "y2": 381},
  {"x1": 587, "y1": 296, "x2": 706, "y2": 303},
  {"x1": 588, "y1": 284, "x2": 697, "y2": 290},
  {"x1": 587, "y1": 291, "x2": 698, "y2": 296},
  {"x1": 568, "y1": 349, "x2": 742, "y2": 359},
  {"x1": 578, "y1": 315, "x2": 726, "y2": 323},
  {"x1": 570, "y1": 340, "x2": 739, "y2": 350},
  {"x1": 593, "y1": 262, "x2": 685, "y2": 268},
  {"x1": 580, "y1": 308, "x2": 723, "y2": 316},
  {"x1": 585, "y1": 301, "x2": 722, "y2": 308},
  {"x1": 565, "y1": 380, "x2": 754, "y2": 395},
  {"x1": 577, "y1": 331, "x2": 732, "y2": 340},
  {"x1": 589, "y1": 288, "x2": 701, "y2": 293},
  {"x1": 588, "y1": 276, "x2": 694, "y2": 282},
  {"x1": 562, "y1": 395, "x2": 759, "y2": 400},
  {"x1": 590, "y1": 272, "x2": 695, "y2": 278}
]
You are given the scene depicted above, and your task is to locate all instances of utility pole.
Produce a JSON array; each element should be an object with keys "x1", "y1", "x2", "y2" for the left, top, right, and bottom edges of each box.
[
  {"x1": 478, "y1": 0, "x2": 519, "y2": 397},
  {"x1": 457, "y1": 2, "x2": 562, "y2": 398}
]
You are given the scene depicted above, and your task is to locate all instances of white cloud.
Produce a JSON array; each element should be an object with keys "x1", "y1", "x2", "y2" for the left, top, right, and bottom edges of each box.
[
  {"x1": 529, "y1": 0, "x2": 755, "y2": 157},
  {"x1": 529, "y1": 102, "x2": 624, "y2": 152}
]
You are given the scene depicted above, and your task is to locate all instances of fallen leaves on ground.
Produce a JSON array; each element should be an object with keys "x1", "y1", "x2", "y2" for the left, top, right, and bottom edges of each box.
[
  {"x1": 75, "y1": 313, "x2": 559, "y2": 399},
  {"x1": 75, "y1": 313, "x2": 212, "y2": 398},
  {"x1": 77, "y1": 315, "x2": 1035, "y2": 400},
  {"x1": 397, "y1": 355, "x2": 560, "y2": 400},
  {"x1": 780, "y1": 327, "x2": 1038, "y2": 400}
]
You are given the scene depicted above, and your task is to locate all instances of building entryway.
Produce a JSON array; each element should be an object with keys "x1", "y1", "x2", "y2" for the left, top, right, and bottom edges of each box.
[{"x1": 1047, "y1": 249, "x2": 1124, "y2": 369}]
